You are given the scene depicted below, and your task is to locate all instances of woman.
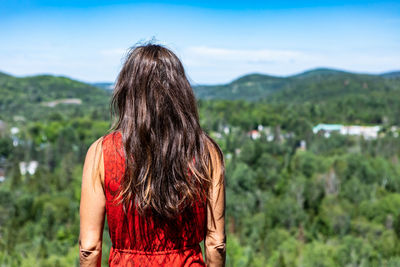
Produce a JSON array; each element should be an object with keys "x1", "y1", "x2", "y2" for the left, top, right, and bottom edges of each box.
[{"x1": 79, "y1": 43, "x2": 226, "y2": 266}]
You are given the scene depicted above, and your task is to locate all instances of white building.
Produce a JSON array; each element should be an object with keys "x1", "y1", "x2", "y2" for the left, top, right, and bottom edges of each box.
[
  {"x1": 0, "y1": 168, "x2": 5, "y2": 182},
  {"x1": 313, "y1": 124, "x2": 381, "y2": 140},
  {"x1": 340, "y1": 125, "x2": 380, "y2": 140},
  {"x1": 10, "y1": 127, "x2": 20, "y2": 146},
  {"x1": 248, "y1": 130, "x2": 261, "y2": 140},
  {"x1": 19, "y1": 161, "x2": 38, "y2": 175}
]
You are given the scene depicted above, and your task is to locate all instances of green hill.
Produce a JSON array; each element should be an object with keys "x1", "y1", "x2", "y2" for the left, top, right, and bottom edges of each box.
[
  {"x1": 2, "y1": 68, "x2": 400, "y2": 124},
  {"x1": 193, "y1": 68, "x2": 400, "y2": 103},
  {"x1": 0, "y1": 71, "x2": 111, "y2": 121},
  {"x1": 194, "y1": 73, "x2": 286, "y2": 101},
  {"x1": 269, "y1": 68, "x2": 400, "y2": 103},
  {"x1": 381, "y1": 71, "x2": 400, "y2": 79},
  {"x1": 290, "y1": 68, "x2": 347, "y2": 79}
]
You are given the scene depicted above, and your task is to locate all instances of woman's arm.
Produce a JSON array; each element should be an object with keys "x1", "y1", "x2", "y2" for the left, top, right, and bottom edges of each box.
[
  {"x1": 79, "y1": 137, "x2": 106, "y2": 267},
  {"x1": 205, "y1": 144, "x2": 226, "y2": 266}
]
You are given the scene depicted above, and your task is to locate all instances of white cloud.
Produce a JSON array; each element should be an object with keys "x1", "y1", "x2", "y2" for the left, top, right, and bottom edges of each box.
[
  {"x1": 179, "y1": 46, "x2": 322, "y2": 83},
  {"x1": 184, "y1": 46, "x2": 312, "y2": 65},
  {"x1": 179, "y1": 45, "x2": 400, "y2": 84}
]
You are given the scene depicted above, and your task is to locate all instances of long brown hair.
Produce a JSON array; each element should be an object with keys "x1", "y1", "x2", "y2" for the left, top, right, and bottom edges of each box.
[{"x1": 109, "y1": 42, "x2": 224, "y2": 219}]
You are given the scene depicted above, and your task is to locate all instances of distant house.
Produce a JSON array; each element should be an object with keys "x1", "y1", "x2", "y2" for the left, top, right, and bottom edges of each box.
[
  {"x1": 299, "y1": 140, "x2": 307, "y2": 151},
  {"x1": 223, "y1": 126, "x2": 230, "y2": 134},
  {"x1": 248, "y1": 130, "x2": 261, "y2": 140},
  {"x1": 10, "y1": 127, "x2": 19, "y2": 135},
  {"x1": 313, "y1": 123, "x2": 381, "y2": 140},
  {"x1": 19, "y1": 161, "x2": 38, "y2": 175},
  {"x1": 10, "y1": 127, "x2": 20, "y2": 146},
  {"x1": 42, "y1": 98, "x2": 82, "y2": 107},
  {"x1": 341, "y1": 125, "x2": 380, "y2": 139},
  {"x1": 247, "y1": 125, "x2": 289, "y2": 142},
  {"x1": 261, "y1": 125, "x2": 275, "y2": 141},
  {"x1": 313, "y1": 124, "x2": 342, "y2": 138},
  {"x1": 391, "y1": 126, "x2": 399, "y2": 137},
  {"x1": 0, "y1": 168, "x2": 5, "y2": 182}
]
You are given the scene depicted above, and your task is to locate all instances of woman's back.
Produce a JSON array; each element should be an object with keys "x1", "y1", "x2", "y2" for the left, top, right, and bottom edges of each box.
[
  {"x1": 103, "y1": 131, "x2": 207, "y2": 266},
  {"x1": 79, "y1": 43, "x2": 226, "y2": 266}
]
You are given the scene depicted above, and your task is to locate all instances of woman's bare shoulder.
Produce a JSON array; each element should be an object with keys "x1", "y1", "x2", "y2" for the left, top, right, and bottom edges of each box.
[
  {"x1": 204, "y1": 136, "x2": 224, "y2": 185},
  {"x1": 86, "y1": 136, "x2": 104, "y2": 161},
  {"x1": 85, "y1": 136, "x2": 105, "y2": 186},
  {"x1": 205, "y1": 137, "x2": 224, "y2": 163}
]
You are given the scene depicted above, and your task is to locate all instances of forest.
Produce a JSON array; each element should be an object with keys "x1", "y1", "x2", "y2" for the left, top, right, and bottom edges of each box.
[{"x1": 0, "y1": 69, "x2": 400, "y2": 266}]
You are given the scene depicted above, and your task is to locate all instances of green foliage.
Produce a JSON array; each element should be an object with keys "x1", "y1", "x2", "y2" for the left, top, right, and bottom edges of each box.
[
  {"x1": 0, "y1": 72, "x2": 111, "y2": 122},
  {"x1": 1, "y1": 70, "x2": 400, "y2": 266}
]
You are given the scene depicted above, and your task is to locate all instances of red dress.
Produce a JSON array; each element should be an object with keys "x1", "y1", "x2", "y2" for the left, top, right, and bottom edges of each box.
[{"x1": 102, "y1": 131, "x2": 207, "y2": 266}]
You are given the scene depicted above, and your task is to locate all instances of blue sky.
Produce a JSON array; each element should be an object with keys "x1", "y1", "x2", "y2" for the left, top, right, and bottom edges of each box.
[{"x1": 1, "y1": 1, "x2": 399, "y2": 84}]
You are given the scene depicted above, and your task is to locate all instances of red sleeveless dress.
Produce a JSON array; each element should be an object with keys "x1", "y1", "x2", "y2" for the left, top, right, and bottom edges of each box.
[{"x1": 102, "y1": 131, "x2": 207, "y2": 266}]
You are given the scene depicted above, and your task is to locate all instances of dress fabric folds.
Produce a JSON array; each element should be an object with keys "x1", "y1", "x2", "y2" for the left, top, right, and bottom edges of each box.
[{"x1": 102, "y1": 131, "x2": 207, "y2": 266}]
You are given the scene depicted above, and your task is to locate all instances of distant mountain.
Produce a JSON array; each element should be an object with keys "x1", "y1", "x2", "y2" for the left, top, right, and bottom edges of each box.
[
  {"x1": 268, "y1": 68, "x2": 399, "y2": 103},
  {"x1": 380, "y1": 71, "x2": 400, "y2": 79},
  {"x1": 0, "y1": 71, "x2": 111, "y2": 121},
  {"x1": 92, "y1": 82, "x2": 115, "y2": 90},
  {"x1": 192, "y1": 68, "x2": 400, "y2": 102},
  {"x1": 290, "y1": 68, "x2": 348, "y2": 79},
  {"x1": 193, "y1": 73, "x2": 287, "y2": 101},
  {"x1": 1, "y1": 68, "x2": 400, "y2": 122},
  {"x1": 0, "y1": 71, "x2": 12, "y2": 79}
]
